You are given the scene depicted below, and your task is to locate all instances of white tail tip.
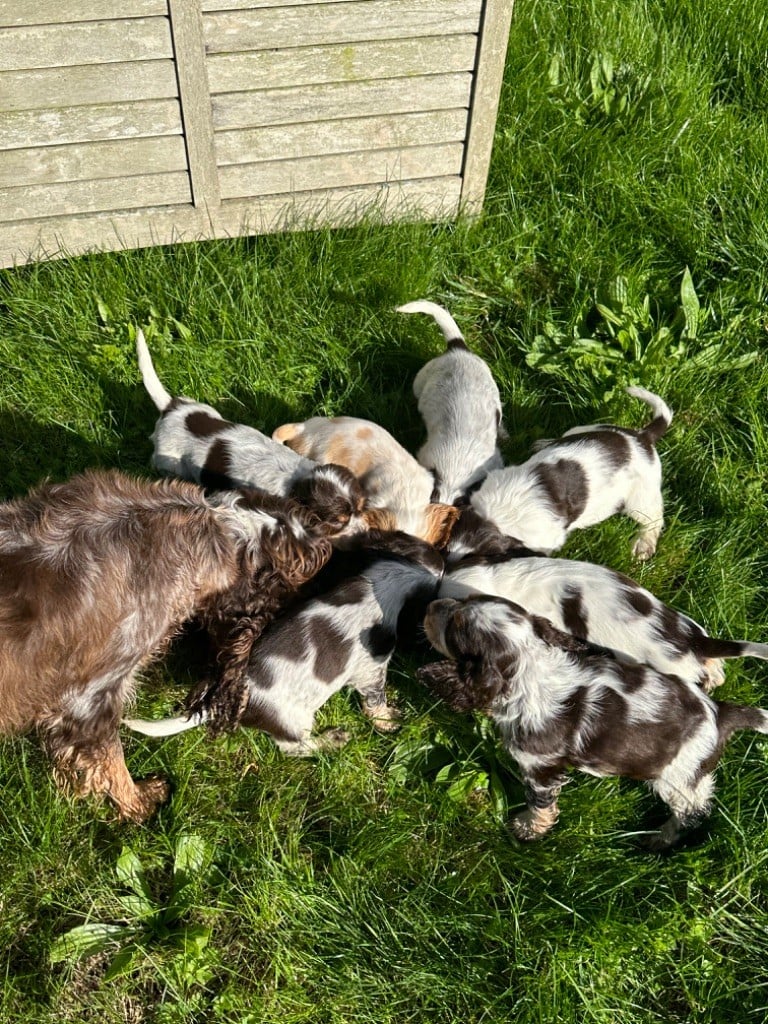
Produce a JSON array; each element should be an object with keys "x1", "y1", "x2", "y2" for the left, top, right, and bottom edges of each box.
[
  {"x1": 136, "y1": 328, "x2": 173, "y2": 411},
  {"x1": 122, "y1": 710, "x2": 207, "y2": 737},
  {"x1": 396, "y1": 300, "x2": 464, "y2": 347},
  {"x1": 624, "y1": 386, "x2": 673, "y2": 426}
]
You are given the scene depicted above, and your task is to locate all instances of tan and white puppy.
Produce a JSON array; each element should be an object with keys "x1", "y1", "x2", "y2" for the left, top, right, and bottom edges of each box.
[
  {"x1": 398, "y1": 300, "x2": 504, "y2": 503},
  {"x1": 273, "y1": 416, "x2": 459, "y2": 546}
]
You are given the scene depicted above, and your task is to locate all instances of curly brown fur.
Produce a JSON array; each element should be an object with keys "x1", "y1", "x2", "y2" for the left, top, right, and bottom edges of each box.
[{"x1": 0, "y1": 470, "x2": 331, "y2": 819}]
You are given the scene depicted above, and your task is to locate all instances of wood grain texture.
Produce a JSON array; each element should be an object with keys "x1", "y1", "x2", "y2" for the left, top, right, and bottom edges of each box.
[
  {"x1": 0, "y1": 61, "x2": 179, "y2": 113},
  {"x1": 215, "y1": 109, "x2": 468, "y2": 165},
  {"x1": 0, "y1": 177, "x2": 462, "y2": 267},
  {"x1": 0, "y1": 99, "x2": 183, "y2": 150},
  {"x1": 0, "y1": 0, "x2": 167, "y2": 28},
  {"x1": 168, "y1": 0, "x2": 220, "y2": 209},
  {"x1": 206, "y1": 35, "x2": 477, "y2": 93},
  {"x1": 213, "y1": 74, "x2": 473, "y2": 131},
  {"x1": 219, "y1": 142, "x2": 464, "y2": 198},
  {"x1": 0, "y1": 17, "x2": 172, "y2": 71},
  {"x1": 460, "y1": 0, "x2": 515, "y2": 211},
  {"x1": 0, "y1": 136, "x2": 188, "y2": 188},
  {"x1": 203, "y1": 1, "x2": 482, "y2": 53},
  {"x1": 0, "y1": 171, "x2": 191, "y2": 222}
]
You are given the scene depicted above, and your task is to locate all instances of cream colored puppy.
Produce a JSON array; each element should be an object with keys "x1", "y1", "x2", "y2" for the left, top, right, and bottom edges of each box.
[{"x1": 273, "y1": 416, "x2": 459, "y2": 546}]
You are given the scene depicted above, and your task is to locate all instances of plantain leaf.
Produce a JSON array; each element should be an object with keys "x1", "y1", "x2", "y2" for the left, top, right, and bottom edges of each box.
[{"x1": 50, "y1": 922, "x2": 133, "y2": 964}]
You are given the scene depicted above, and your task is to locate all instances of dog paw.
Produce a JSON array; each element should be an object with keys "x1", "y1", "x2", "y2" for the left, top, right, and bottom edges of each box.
[
  {"x1": 631, "y1": 536, "x2": 657, "y2": 561},
  {"x1": 319, "y1": 726, "x2": 351, "y2": 750},
  {"x1": 363, "y1": 703, "x2": 402, "y2": 733}
]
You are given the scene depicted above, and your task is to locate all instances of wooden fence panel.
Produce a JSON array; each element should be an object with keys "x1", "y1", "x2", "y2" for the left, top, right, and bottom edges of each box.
[{"x1": 0, "y1": 0, "x2": 513, "y2": 268}]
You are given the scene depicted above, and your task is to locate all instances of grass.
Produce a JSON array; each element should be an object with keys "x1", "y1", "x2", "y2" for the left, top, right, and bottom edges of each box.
[{"x1": 3, "y1": 0, "x2": 768, "y2": 1019}]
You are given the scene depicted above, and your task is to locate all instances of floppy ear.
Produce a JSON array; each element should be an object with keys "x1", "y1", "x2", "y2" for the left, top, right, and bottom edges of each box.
[
  {"x1": 529, "y1": 614, "x2": 599, "y2": 656},
  {"x1": 423, "y1": 502, "x2": 461, "y2": 549},
  {"x1": 273, "y1": 422, "x2": 313, "y2": 456},
  {"x1": 361, "y1": 507, "x2": 398, "y2": 531},
  {"x1": 417, "y1": 658, "x2": 506, "y2": 713}
]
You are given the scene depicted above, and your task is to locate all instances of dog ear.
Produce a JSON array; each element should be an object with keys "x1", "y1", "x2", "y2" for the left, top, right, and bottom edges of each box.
[
  {"x1": 417, "y1": 657, "x2": 506, "y2": 713},
  {"x1": 423, "y1": 502, "x2": 461, "y2": 549},
  {"x1": 529, "y1": 614, "x2": 597, "y2": 655}
]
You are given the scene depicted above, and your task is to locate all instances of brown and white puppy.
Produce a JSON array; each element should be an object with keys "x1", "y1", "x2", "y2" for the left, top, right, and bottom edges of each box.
[
  {"x1": 440, "y1": 551, "x2": 768, "y2": 690},
  {"x1": 137, "y1": 330, "x2": 371, "y2": 537},
  {"x1": 469, "y1": 387, "x2": 672, "y2": 559},
  {"x1": 125, "y1": 531, "x2": 446, "y2": 753},
  {"x1": 0, "y1": 470, "x2": 333, "y2": 822},
  {"x1": 419, "y1": 595, "x2": 768, "y2": 849},
  {"x1": 397, "y1": 300, "x2": 504, "y2": 503},
  {"x1": 273, "y1": 415, "x2": 459, "y2": 546}
]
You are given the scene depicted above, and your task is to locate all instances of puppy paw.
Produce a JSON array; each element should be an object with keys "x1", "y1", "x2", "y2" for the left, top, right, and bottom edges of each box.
[
  {"x1": 363, "y1": 703, "x2": 402, "y2": 733},
  {"x1": 631, "y1": 536, "x2": 657, "y2": 561},
  {"x1": 510, "y1": 806, "x2": 558, "y2": 841},
  {"x1": 701, "y1": 659, "x2": 726, "y2": 693},
  {"x1": 318, "y1": 726, "x2": 351, "y2": 751}
]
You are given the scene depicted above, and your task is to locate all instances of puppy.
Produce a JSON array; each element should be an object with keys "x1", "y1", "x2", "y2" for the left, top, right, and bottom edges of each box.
[
  {"x1": 440, "y1": 551, "x2": 768, "y2": 690},
  {"x1": 420, "y1": 595, "x2": 768, "y2": 849},
  {"x1": 0, "y1": 470, "x2": 333, "y2": 821},
  {"x1": 125, "y1": 531, "x2": 446, "y2": 753},
  {"x1": 469, "y1": 387, "x2": 672, "y2": 559},
  {"x1": 397, "y1": 300, "x2": 504, "y2": 502},
  {"x1": 272, "y1": 415, "x2": 460, "y2": 546},
  {"x1": 137, "y1": 330, "x2": 371, "y2": 537}
]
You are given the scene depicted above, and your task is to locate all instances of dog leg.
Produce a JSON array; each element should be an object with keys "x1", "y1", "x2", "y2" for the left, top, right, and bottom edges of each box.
[
  {"x1": 274, "y1": 727, "x2": 350, "y2": 757},
  {"x1": 645, "y1": 773, "x2": 714, "y2": 850},
  {"x1": 511, "y1": 773, "x2": 566, "y2": 841},
  {"x1": 356, "y1": 664, "x2": 402, "y2": 733},
  {"x1": 627, "y1": 488, "x2": 665, "y2": 560}
]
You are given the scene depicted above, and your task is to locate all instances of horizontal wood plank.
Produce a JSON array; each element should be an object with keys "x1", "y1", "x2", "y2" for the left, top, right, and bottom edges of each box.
[
  {"x1": 213, "y1": 73, "x2": 473, "y2": 131},
  {"x1": 0, "y1": 171, "x2": 191, "y2": 223},
  {"x1": 0, "y1": 1, "x2": 167, "y2": 28},
  {"x1": 0, "y1": 177, "x2": 462, "y2": 267},
  {"x1": 0, "y1": 98, "x2": 183, "y2": 150},
  {"x1": 203, "y1": 1, "x2": 482, "y2": 53},
  {"x1": 216, "y1": 109, "x2": 467, "y2": 165},
  {"x1": 0, "y1": 136, "x2": 188, "y2": 188},
  {"x1": 202, "y1": 0, "x2": 361, "y2": 9},
  {"x1": 219, "y1": 142, "x2": 464, "y2": 199},
  {"x1": 206, "y1": 35, "x2": 477, "y2": 93},
  {"x1": 0, "y1": 18, "x2": 172, "y2": 71},
  {"x1": 0, "y1": 61, "x2": 178, "y2": 113}
]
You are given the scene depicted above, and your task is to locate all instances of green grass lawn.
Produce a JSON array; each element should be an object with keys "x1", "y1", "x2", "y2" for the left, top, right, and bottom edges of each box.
[{"x1": 3, "y1": 0, "x2": 768, "y2": 1020}]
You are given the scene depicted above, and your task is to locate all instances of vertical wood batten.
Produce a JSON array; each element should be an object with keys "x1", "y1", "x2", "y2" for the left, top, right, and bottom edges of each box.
[
  {"x1": 167, "y1": 0, "x2": 220, "y2": 211},
  {"x1": 459, "y1": 0, "x2": 514, "y2": 214}
]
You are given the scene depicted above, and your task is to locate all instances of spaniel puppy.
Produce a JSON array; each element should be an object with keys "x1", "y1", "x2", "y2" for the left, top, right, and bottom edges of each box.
[
  {"x1": 125, "y1": 531, "x2": 446, "y2": 753},
  {"x1": 272, "y1": 415, "x2": 459, "y2": 546},
  {"x1": 137, "y1": 330, "x2": 371, "y2": 537},
  {"x1": 469, "y1": 387, "x2": 672, "y2": 559},
  {"x1": 397, "y1": 300, "x2": 504, "y2": 502},
  {"x1": 0, "y1": 470, "x2": 333, "y2": 822},
  {"x1": 419, "y1": 595, "x2": 768, "y2": 849},
  {"x1": 440, "y1": 552, "x2": 768, "y2": 690}
]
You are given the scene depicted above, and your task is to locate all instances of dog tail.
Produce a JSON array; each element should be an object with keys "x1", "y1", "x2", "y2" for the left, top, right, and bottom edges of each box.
[
  {"x1": 122, "y1": 710, "x2": 207, "y2": 736},
  {"x1": 625, "y1": 386, "x2": 673, "y2": 444},
  {"x1": 699, "y1": 637, "x2": 768, "y2": 663},
  {"x1": 136, "y1": 328, "x2": 173, "y2": 411},
  {"x1": 397, "y1": 300, "x2": 467, "y2": 351},
  {"x1": 717, "y1": 701, "x2": 768, "y2": 743}
]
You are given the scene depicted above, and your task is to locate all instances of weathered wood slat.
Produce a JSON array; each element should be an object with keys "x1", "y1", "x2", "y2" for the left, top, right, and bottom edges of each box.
[
  {"x1": 0, "y1": 1, "x2": 167, "y2": 28},
  {"x1": 207, "y1": 35, "x2": 477, "y2": 93},
  {"x1": 0, "y1": 177, "x2": 462, "y2": 267},
  {"x1": 168, "y1": 0, "x2": 220, "y2": 209},
  {"x1": 0, "y1": 61, "x2": 179, "y2": 113},
  {"x1": 216, "y1": 109, "x2": 467, "y2": 165},
  {"x1": 0, "y1": 99, "x2": 183, "y2": 151},
  {"x1": 213, "y1": 74, "x2": 473, "y2": 131},
  {"x1": 0, "y1": 171, "x2": 191, "y2": 223},
  {"x1": 203, "y1": 1, "x2": 482, "y2": 54},
  {"x1": 0, "y1": 136, "x2": 188, "y2": 188},
  {"x1": 219, "y1": 142, "x2": 464, "y2": 199},
  {"x1": 461, "y1": 0, "x2": 515, "y2": 212},
  {"x1": 202, "y1": 0, "x2": 361, "y2": 9},
  {"x1": 0, "y1": 18, "x2": 172, "y2": 72}
]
